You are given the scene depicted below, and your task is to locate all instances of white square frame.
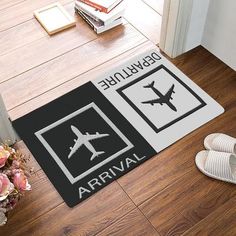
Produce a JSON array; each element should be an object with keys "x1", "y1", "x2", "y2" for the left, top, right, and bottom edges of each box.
[{"x1": 35, "y1": 102, "x2": 134, "y2": 184}]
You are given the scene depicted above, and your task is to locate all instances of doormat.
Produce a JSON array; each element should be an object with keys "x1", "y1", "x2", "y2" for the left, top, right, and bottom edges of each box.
[{"x1": 13, "y1": 50, "x2": 224, "y2": 207}]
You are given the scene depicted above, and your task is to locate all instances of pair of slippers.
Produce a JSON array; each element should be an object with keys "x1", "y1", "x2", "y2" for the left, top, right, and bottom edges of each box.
[{"x1": 196, "y1": 133, "x2": 236, "y2": 184}]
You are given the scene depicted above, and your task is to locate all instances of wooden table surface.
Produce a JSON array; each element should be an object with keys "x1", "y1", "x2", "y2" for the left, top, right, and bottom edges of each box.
[{"x1": 0, "y1": 1, "x2": 236, "y2": 235}]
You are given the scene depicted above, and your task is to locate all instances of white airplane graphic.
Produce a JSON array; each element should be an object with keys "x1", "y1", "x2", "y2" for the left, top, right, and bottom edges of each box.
[
  {"x1": 68, "y1": 125, "x2": 109, "y2": 161},
  {"x1": 142, "y1": 81, "x2": 177, "y2": 112}
]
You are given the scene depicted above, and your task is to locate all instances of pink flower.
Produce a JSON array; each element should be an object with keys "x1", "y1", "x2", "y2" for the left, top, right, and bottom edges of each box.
[
  {"x1": 0, "y1": 174, "x2": 14, "y2": 201},
  {"x1": 13, "y1": 172, "x2": 31, "y2": 191},
  {"x1": 0, "y1": 146, "x2": 10, "y2": 168}
]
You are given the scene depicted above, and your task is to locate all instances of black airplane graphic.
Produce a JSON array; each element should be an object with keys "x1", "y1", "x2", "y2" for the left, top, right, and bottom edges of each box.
[{"x1": 142, "y1": 81, "x2": 177, "y2": 112}]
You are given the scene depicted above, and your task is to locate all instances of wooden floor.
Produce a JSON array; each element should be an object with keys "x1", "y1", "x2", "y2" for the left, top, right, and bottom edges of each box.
[{"x1": 0, "y1": 1, "x2": 236, "y2": 235}]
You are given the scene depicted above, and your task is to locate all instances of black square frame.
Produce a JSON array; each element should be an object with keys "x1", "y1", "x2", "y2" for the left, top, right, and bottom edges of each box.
[{"x1": 117, "y1": 65, "x2": 207, "y2": 133}]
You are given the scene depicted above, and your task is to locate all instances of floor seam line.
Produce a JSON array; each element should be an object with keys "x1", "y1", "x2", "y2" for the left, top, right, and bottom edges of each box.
[
  {"x1": 137, "y1": 167, "x2": 194, "y2": 207},
  {"x1": 0, "y1": 37, "x2": 97, "y2": 86},
  {"x1": 8, "y1": 40, "x2": 149, "y2": 115},
  {"x1": 0, "y1": 0, "x2": 27, "y2": 12},
  {"x1": 116, "y1": 181, "x2": 161, "y2": 235},
  {"x1": 93, "y1": 207, "x2": 136, "y2": 236},
  {"x1": 141, "y1": 0, "x2": 163, "y2": 17},
  {"x1": 0, "y1": 21, "x2": 132, "y2": 85},
  {"x1": 12, "y1": 201, "x2": 64, "y2": 235}
]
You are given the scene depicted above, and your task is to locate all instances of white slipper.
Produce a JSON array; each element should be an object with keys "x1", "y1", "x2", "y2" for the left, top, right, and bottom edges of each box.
[
  {"x1": 204, "y1": 133, "x2": 236, "y2": 154},
  {"x1": 195, "y1": 150, "x2": 236, "y2": 184}
]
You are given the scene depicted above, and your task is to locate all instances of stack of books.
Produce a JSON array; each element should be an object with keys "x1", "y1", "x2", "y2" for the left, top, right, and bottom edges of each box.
[{"x1": 75, "y1": 0, "x2": 125, "y2": 34}]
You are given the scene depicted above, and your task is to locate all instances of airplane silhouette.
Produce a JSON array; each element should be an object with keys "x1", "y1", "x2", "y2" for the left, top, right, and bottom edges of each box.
[
  {"x1": 142, "y1": 81, "x2": 177, "y2": 112},
  {"x1": 68, "y1": 125, "x2": 109, "y2": 161}
]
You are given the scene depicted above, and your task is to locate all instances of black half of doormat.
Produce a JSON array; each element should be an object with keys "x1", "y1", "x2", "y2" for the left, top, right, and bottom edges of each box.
[{"x1": 13, "y1": 82, "x2": 157, "y2": 207}]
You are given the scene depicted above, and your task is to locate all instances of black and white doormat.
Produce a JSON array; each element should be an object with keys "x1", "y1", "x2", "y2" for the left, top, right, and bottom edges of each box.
[{"x1": 13, "y1": 50, "x2": 224, "y2": 207}]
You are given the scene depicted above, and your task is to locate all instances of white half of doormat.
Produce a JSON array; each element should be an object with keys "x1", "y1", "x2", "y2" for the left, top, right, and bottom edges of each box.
[{"x1": 92, "y1": 49, "x2": 224, "y2": 153}]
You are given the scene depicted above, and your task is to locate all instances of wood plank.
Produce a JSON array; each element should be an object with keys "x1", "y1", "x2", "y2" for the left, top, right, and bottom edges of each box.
[
  {"x1": 181, "y1": 181, "x2": 236, "y2": 233},
  {"x1": 154, "y1": 211, "x2": 193, "y2": 236},
  {"x1": 97, "y1": 208, "x2": 159, "y2": 236},
  {"x1": 172, "y1": 48, "x2": 236, "y2": 124},
  {"x1": 164, "y1": 46, "x2": 215, "y2": 77},
  {"x1": 117, "y1": 130, "x2": 202, "y2": 205},
  {"x1": 0, "y1": 3, "x2": 97, "y2": 83},
  {"x1": 166, "y1": 47, "x2": 236, "y2": 94},
  {"x1": 11, "y1": 182, "x2": 135, "y2": 236},
  {"x1": 0, "y1": 23, "x2": 147, "y2": 112},
  {"x1": 9, "y1": 41, "x2": 154, "y2": 120},
  {"x1": 0, "y1": 2, "x2": 79, "y2": 57},
  {"x1": 124, "y1": 0, "x2": 162, "y2": 44},
  {"x1": 0, "y1": 0, "x2": 26, "y2": 11},
  {"x1": 157, "y1": 182, "x2": 236, "y2": 236},
  {"x1": 142, "y1": 0, "x2": 164, "y2": 15},
  {"x1": 0, "y1": 170, "x2": 63, "y2": 235},
  {"x1": 0, "y1": 0, "x2": 73, "y2": 32},
  {"x1": 139, "y1": 167, "x2": 236, "y2": 235},
  {"x1": 183, "y1": 196, "x2": 236, "y2": 236},
  {"x1": 0, "y1": 19, "x2": 47, "y2": 57}
]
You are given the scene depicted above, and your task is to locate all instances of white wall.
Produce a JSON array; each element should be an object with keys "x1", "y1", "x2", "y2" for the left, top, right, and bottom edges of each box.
[
  {"x1": 159, "y1": 0, "x2": 210, "y2": 58},
  {"x1": 202, "y1": 0, "x2": 236, "y2": 70},
  {"x1": 184, "y1": 0, "x2": 209, "y2": 52}
]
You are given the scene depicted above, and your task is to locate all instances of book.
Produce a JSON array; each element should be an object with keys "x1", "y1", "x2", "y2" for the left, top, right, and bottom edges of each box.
[
  {"x1": 78, "y1": 0, "x2": 123, "y2": 13},
  {"x1": 75, "y1": 0, "x2": 125, "y2": 25},
  {"x1": 76, "y1": 8, "x2": 123, "y2": 34}
]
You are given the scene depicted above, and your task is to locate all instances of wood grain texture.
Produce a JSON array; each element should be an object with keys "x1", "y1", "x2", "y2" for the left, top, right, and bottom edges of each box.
[
  {"x1": 11, "y1": 182, "x2": 135, "y2": 236},
  {"x1": 97, "y1": 208, "x2": 159, "y2": 236},
  {"x1": 0, "y1": 0, "x2": 73, "y2": 32},
  {"x1": 124, "y1": 0, "x2": 162, "y2": 44},
  {"x1": 182, "y1": 196, "x2": 236, "y2": 236},
  {"x1": 9, "y1": 41, "x2": 155, "y2": 120},
  {"x1": 0, "y1": 0, "x2": 26, "y2": 11},
  {"x1": 0, "y1": 2, "x2": 78, "y2": 57},
  {"x1": 154, "y1": 145, "x2": 236, "y2": 235},
  {"x1": 0, "y1": 24, "x2": 147, "y2": 111},
  {"x1": 0, "y1": 3, "x2": 97, "y2": 83},
  {"x1": 140, "y1": 168, "x2": 236, "y2": 235},
  {"x1": 117, "y1": 122, "x2": 210, "y2": 205},
  {"x1": 0, "y1": 19, "x2": 47, "y2": 57}
]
